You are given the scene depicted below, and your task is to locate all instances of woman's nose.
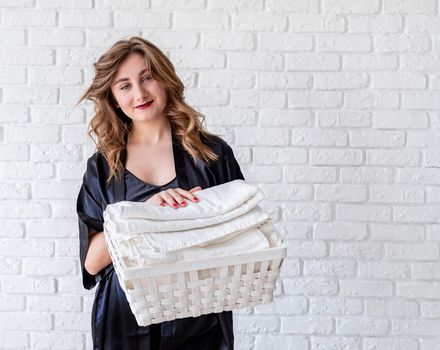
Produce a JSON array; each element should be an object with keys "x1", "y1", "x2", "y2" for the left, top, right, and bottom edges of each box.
[{"x1": 133, "y1": 83, "x2": 147, "y2": 101}]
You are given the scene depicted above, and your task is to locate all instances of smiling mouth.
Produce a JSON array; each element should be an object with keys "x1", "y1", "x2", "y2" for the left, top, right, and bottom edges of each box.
[{"x1": 135, "y1": 100, "x2": 154, "y2": 109}]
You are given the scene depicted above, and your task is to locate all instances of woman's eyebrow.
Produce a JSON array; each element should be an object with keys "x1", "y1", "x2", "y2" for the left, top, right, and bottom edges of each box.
[{"x1": 113, "y1": 68, "x2": 150, "y2": 86}]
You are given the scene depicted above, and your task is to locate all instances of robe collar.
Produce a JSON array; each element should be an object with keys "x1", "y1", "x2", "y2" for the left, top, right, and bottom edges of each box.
[{"x1": 112, "y1": 129, "x2": 190, "y2": 202}]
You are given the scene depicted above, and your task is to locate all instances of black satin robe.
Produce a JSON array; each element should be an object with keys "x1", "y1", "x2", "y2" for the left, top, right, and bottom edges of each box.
[{"x1": 76, "y1": 131, "x2": 245, "y2": 350}]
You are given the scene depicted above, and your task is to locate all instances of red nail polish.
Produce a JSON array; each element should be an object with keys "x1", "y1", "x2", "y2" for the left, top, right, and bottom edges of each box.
[
  {"x1": 181, "y1": 202, "x2": 186, "y2": 206},
  {"x1": 172, "y1": 203, "x2": 178, "y2": 208},
  {"x1": 160, "y1": 202, "x2": 165, "y2": 206},
  {"x1": 194, "y1": 197, "x2": 199, "y2": 202}
]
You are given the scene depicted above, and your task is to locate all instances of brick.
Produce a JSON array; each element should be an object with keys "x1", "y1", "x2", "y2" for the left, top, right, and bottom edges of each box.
[
  {"x1": 260, "y1": 110, "x2": 313, "y2": 127},
  {"x1": 257, "y1": 72, "x2": 311, "y2": 89},
  {"x1": 386, "y1": 242, "x2": 439, "y2": 260},
  {"x1": 337, "y1": 318, "x2": 389, "y2": 335},
  {"x1": 28, "y1": 295, "x2": 81, "y2": 312},
  {"x1": 201, "y1": 32, "x2": 256, "y2": 51},
  {"x1": 287, "y1": 53, "x2": 340, "y2": 71},
  {"x1": 285, "y1": 166, "x2": 337, "y2": 183},
  {"x1": 289, "y1": 91, "x2": 343, "y2": 108},
  {"x1": 0, "y1": 312, "x2": 51, "y2": 330},
  {"x1": 60, "y1": 11, "x2": 112, "y2": 27},
  {"x1": 401, "y1": 54, "x2": 440, "y2": 71},
  {"x1": 337, "y1": 204, "x2": 391, "y2": 222},
  {"x1": 174, "y1": 11, "x2": 229, "y2": 29},
  {"x1": 323, "y1": 0, "x2": 380, "y2": 14},
  {"x1": 364, "y1": 338, "x2": 418, "y2": 350},
  {"x1": 199, "y1": 71, "x2": 254, "y2": 89},
  {"x1": 283, "y1": 202, "x2": 332, "y2": 221},
  {"x1": 407, "y1": 15, "x2": 440, "y2": 32},
  {"x1": 30, "y1": 30, "x2": 84, "y2": 46},
  {"x1": 304, "y1": 259, "x2": 356, "y2": 278},
  {"x1": 153, "y1": 0, "x2": 205, "y2": 9},
  {"x1": 32, "y1": 107, "x2": 85, "y2": 124},
  {"x1": 229, "y1": 52, "x2": 283, "y2": 71},
  {"x1": 330, "y1": 243, "x2": 382, "y2": 259},
  {"x1": 315, "y1": 185, "x2": 367, "y2": 202},
  {"x1": 254, "y1": 147, "x2": 307, "y2": 165},
  {"x1": 24, "y1": 258, "x2": 77, "y2": 276},
  {"x1": 232, "y1": 13, "x2": 287, "y2": 31},
  {"x1": 259, "y1": 33, "x2": 313, "y2": 52},
  {"x1": 254, "y1": 296, "x2": 307, "y2": 315},
  {"x1": 395, "y1": 206, "x2": 440, "y2": 223},
  {"x1": 30, "y1": 68, "x2": 83, "y2": 85},
  {"x1": 31, "y1": 332, "x2": 84, "y2": 350},
  {"x1": 315, "y1": 223, "x2": 368, "y2": 240},
  {"x1": 0, "y1": 162, "x2": 53, "y2": 180},
  {"x1": 375, "y1": 34, "x2": 431, "y2": 53},
  {"x1": 284, "y1": 278, "x2": 338, "y2": 296},
  {"x1": 54, "y1": 312, "x2": 90, "y2": 331},
  {"x1": 313, "y1": 337, "x2": 362, "y2": 350},
  {"x1": 374, "y1": 110, "x2": 429, "y2": 128},
  {"x1": 39, "y1": 0, "x2": 92, "y2": 7},
  {"x1": 4, "y1": 126, "x2": 59, "y2": 143},
  {"x1": 317, "y1": 111, "x2": 372, "y2": 128},
  {"x1": 267, "y1": 0, "x2": 319, "y2": 13},
  {"x1": 340, "y1": 280, "x2": 393, "y2": 297},
  {"x1": 341, "y1": 167, "x2": 394, "y2": 184},
  {"x1": 0, "y1": 295, "x2": 25, "y2": 311},
  {"x1": 0, "y1": 331, "x2": 29, "y2": 348},
  {"x1": 0, "y1": 106, "x2": 29, "y2": 123},
  {"x1": 359, "y1": 261, "x2": 411, "y2": 279},
  {"x1": 366, "y1": 300, "x2": 418, "y2": 318},
  {"x1": 289, "y1": 15, "x2": 345, "y2": 32},
  {"x1": 281, "y1": 316, "x2": 333, "y2": 335},
  {"x1": 311, "y1": 149, "x2": 362, "y2": 166},
  {"x1": 315, "y1": 72, "x2": 369, "y2": 89},
  {"x1": 0, "y1": 202, "x2": 50, "y2": 219},
  {"x1": 0, "y1": 257, "x2": 21, "y2": 274},
  {"x1": 234, "y1": 315, "x2": 279, "y2": 333},
  {"x1": 370, "y1": 224, "x2": 424, "y2": 242},
  {"x1": 310, "y1": 297, "x2": 363, "y2": 315},
  {"x1": 373, "y1": 72, "x2": 426, "y2": 89},
  {"x1": 343, "y1": 54, "x2": 398, "y2": 70},
  {"x1": 318, "y1": 34, "x2": 372, "y2": 52},
  {"x1": 286, "y1": 240, "x2": 327, "y2": 258},
  {"x1": 255, "y1": 336, "x2": 308, "y2": 350},
  {"x1": 235, "y1": 127, "x2": 288, "y2": 145},
  {"x1": 393, "y1": 319, "x2": 440, "y2": 336},
  {"x1": 260, "y1": 183, "x2": 311, "y2": 200},
  {"x1": 292, "y1": 129, "x2": 348, "y2": 146},
  {"x1": 3, "y1": 10, "x2": 56, "y2": 26},
  {"x1": 384, "y1": 0, "x2": 436, "y2": 14},
  {"x1": 369, "y1": 185, "x2": 423, "y2": 203},
  {"x1": 345, "y1": 91, "x2": 400, "y2": 109},
  {"x1": 232, "y1": 90, "x2": 286, "y2": 108},
  {"x1": 349, "y1": 15, "x2": 403, "y2": 33},
  {"x1": 3, "y1": 87, "x2": 58, "y2": 104},
  {"x1": 398, "y1": 168, "x2": 440, "y2": 184}
]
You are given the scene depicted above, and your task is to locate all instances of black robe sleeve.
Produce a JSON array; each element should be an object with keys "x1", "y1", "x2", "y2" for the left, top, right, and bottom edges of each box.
[
  {"x1": 76, "y1": 153, "x2": 106, "y2": 290},
  {"x1": 220, "y1": 141, "x2": 245, "y2": 182}
]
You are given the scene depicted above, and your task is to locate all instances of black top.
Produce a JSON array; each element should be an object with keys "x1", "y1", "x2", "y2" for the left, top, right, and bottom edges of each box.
[{"x1": 76, "y1": 131, "x2": 244, "y2": 349}]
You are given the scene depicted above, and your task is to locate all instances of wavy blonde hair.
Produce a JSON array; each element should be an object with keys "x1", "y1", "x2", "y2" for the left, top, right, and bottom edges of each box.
[{"x1": 77, "y1": 36, "x2": 220, "y2": 185}]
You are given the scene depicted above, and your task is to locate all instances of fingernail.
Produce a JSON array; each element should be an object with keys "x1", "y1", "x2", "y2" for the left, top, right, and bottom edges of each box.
[
  {"x1": 172, "y1": 203, "x2": 178, "y2": 208},
  {"x1": 160, "y1": 202, "x2": 165, "y2": 207},
  {"x1": 181, "y1": 201, "x2": 186, "y2": 206},
  {"x1": 193, "y1": 197, "x2": 199, "y2": 202}
]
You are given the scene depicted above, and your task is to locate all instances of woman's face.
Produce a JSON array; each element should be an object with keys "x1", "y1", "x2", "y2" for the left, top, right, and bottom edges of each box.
[{"x1": 110, "y1": 53, "x2": 168, "y2": 124}]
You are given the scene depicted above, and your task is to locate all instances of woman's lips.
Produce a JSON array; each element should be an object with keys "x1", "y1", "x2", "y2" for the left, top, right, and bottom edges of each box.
[{"x1": 135, "y1": 100, "x2": 154, "y2": 109}]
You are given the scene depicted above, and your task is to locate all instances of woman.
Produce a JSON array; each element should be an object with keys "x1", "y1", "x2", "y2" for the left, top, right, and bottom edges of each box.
[{"x1": 76, "y1": 36, "x2": 244, "y2": 349}]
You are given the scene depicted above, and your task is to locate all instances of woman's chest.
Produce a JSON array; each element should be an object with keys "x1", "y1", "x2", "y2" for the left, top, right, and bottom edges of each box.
[{"x1": 125, "y1": 142, "x2": 176, "y2": 186}]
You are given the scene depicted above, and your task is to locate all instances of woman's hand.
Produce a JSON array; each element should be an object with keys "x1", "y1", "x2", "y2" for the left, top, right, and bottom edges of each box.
[{"x1": 146, "y1": 186, "x2": 202, "y2": 208}]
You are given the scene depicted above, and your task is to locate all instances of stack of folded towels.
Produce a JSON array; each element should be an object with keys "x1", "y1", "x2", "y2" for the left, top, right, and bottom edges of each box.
[{"x1": 103, "y1": 179, "x2": 282, "y2": 267}]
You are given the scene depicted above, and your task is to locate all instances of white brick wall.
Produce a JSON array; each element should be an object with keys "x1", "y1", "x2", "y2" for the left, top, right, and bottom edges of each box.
[{"x1": 0, "y1": 1, "x2": 439, "y2": 349}]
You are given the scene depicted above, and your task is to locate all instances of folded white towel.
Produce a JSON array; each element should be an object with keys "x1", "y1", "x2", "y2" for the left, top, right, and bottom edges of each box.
[{"x1": 104, "y1": 180, "x2": 279, "y2": 265}]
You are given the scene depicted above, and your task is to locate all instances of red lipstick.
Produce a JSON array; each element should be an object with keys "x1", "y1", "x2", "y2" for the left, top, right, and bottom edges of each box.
[{"x1": 135, "y1": 100, "x2": 154, "y2": 109}]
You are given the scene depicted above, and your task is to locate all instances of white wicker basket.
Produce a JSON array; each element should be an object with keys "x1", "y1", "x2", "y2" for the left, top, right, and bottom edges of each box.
[{"x1": 105, "y1": 230, "x2": 287, "y2": 326}]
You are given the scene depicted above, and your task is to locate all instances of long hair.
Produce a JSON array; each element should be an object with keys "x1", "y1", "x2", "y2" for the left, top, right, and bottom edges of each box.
[{"x1": 76, "y1": 36, "x2": 220, "y2": 185}]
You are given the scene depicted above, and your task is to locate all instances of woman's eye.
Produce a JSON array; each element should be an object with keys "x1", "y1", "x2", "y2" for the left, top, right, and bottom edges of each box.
[
  {"x1": 142, "y1": 75, "x2": 151, "y2": 82},
  {"x1": 120, "y1": 84, "x2": 129, "y2": 90}
]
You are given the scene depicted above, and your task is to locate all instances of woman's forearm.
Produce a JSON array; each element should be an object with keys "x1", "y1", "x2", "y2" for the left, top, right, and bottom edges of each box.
[{"x1": 84, "y1": 231, "x2": 112, "y2": 276}]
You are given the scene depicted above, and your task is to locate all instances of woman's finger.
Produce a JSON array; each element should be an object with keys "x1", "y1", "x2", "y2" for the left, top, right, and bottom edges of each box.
[
  {"x1": 175, "y1": 188, "x2": 200, "y2": 202},
  {"x1": 164, "y1": 188, "x2": 187, "y2": 208}
]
